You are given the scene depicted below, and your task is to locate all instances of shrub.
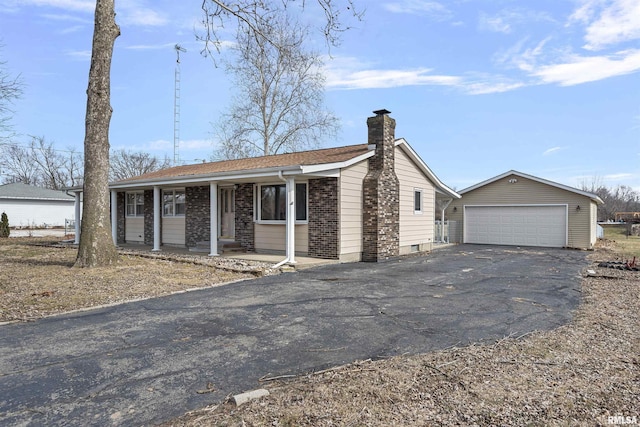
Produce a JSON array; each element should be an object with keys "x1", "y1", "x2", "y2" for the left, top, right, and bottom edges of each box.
[{"x1": 0, "y1": 212, "x2": 9, "y2": 238}]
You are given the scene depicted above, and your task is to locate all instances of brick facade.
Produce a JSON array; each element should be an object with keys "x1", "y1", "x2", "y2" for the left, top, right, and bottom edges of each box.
[
  {"x1": 308, "y1": 177, "x2": 339, "y2": 259},
  {"x1": 235, "y1": 183, "x2": 255, "y2": 251},
  {"x1": 116, "y1": 192, "x2": 125, "y2": 244},
  {"x1": 143, "y1": 189, "x2": 155, "y2": 245},
  {"x1": 185, "y1": 185, "x2": 210, "y2": 247},
  {"x1": 362, "y1": 110, "x2": 400, "y2": 262}
]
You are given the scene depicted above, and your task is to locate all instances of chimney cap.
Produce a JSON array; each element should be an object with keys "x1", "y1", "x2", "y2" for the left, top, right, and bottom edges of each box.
[{"x1": 373, "y1": 109, "x2": 391, "y2": 116}]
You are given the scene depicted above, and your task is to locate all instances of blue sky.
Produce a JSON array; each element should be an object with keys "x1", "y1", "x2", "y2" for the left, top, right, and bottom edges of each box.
[{"x1": 0, "y1": 0, "x2": 638, "y2": 191}]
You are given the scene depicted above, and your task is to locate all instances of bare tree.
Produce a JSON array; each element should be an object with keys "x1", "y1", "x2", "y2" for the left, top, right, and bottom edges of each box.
[
  {"x1": 581, "y1": 177, "x2": 640, "y2": 221},
  {"x1": 28, "y1": 136, "x2": 67, "y2": 190},
  {"x1": 200, "y1": 0, "x2": 363, "y2": 55},
  {"x1": 213, "y1": 13, "x2": 338, "y2": 159},
  {"x1": 0, "y1": 143, "x2": 39, "y2": 185},
  {"x1": 110, "y1": 149, "x2": 171, "y2": 181},
  {"x1": 0, "y1": 46, "x2": 22, "y2": 141},
  {"x1": 0, "y1": 138, "x2": 83, "y2": 188},
  {"x1": 75, "y1": 0, "x2": 120, "y2": 268}
]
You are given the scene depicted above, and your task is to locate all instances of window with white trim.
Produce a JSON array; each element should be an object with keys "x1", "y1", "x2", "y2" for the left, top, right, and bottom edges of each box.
[
  {"x1": 256, "y1": 183, "x2": 307, "y2": 222},
  {"x1": 163, "y1": 189, "x2": 185, "y2": 216},
  {"x1": 126, "y1": 192, "x2": 144, "y2": 217},
  {"x1": 414, "y1": 189, "x2": 423, "y2": 214}
]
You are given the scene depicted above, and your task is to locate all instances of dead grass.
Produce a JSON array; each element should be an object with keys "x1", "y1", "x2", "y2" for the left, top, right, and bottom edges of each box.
[
  {"x1": 602, "y1": 224, "x2": 640, "y2": 260},
  {"x1": 169, "y1": 240, "x2": 639, "y2": 427},
  {"x1": 0, "y1": 238, "x2": 257, "y2": 322}
]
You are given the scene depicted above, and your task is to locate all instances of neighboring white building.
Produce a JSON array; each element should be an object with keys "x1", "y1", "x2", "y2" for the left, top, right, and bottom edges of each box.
[{"x1": 0, "y1": 182, "x2": 75, "y2": 228}]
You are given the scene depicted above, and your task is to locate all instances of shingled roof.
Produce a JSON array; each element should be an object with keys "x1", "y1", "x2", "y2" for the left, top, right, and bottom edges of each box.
[
  {"x1": 118, "y1": 144, "x2": 371, "y2": 183},
  {"x1": 0, "y1": 182, "x2": 74, "y2": 201}
]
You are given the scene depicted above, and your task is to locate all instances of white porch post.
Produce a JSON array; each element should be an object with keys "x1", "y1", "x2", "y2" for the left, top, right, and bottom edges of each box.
[
  {"x1": 153, "y1": 186, "x2": 161, "y2": 251},
  {"x1": 110, "y1": 190, "x2": 118, "y2": 246},
  {"x1": 209, "y1": 182, "x2": 219, "y2": 256},
  {"x1": 285, "y1": 177, "x2": 296, "y2": 264},
  {"x1": 74, "y1": 191, "x2": 81, "y2": 244}
]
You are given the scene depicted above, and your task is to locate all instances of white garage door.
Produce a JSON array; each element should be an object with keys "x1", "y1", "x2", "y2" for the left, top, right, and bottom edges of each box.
[{"x1": 464, "y1": 205, "x2": 567, "y2": 248}]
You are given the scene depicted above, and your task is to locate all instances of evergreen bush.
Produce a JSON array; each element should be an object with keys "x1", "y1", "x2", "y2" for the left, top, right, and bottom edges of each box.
[{"x1": 0, "y1": 212, "x2": 9, "y2": 238}]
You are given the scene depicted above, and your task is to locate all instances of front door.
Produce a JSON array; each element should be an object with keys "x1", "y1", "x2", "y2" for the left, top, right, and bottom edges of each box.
[{"x1": 220, "y1": 187, "x2": 235, "y2": 239}]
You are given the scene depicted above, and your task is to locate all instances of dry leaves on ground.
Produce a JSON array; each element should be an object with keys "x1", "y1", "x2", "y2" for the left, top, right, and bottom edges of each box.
[
  {"x1": 171, "y1": 243, "x2": 639, "y2": 427},
  {"x1": 0, "y1": 238, "x2": 258, "y2": 322}
]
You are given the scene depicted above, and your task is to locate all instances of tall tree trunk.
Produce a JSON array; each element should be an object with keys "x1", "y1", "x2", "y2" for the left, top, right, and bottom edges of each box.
[{"x1": 75, "y1": 0, "x2": 120, "y2": 267}]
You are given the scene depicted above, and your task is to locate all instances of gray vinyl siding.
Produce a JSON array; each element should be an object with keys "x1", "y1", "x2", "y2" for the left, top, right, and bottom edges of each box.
[{"x1": 448, "y1": 174, "x2": 596, "y2": 249}]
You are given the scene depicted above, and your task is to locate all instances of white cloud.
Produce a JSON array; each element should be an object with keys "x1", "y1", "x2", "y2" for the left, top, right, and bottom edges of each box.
[
  {"x1": 543, "y1": 146, "x2": 564, "y2": 155},
  {"x1": 383, "y1": 0, "x2": 451, "y2": 20},
  {"x1": 603, "y1": 172, "x2": 634, "y2": 181},
  {"x1": 58, "y1": 24, "x2": 84, "y2": 34},
  {"x1": 495, "y1": 37, "x2": 552, "y2": 72},
  {"x1": 23, "y1": 0, "x2": 94, "y2": 13},
  {"x1": 570, "y1": 0, "x2": 640, "y2": 50},
  {"x1": 327, "y1": 67, "x2": 461, "y2": 90},
  {"x1": 532, "y1": 49, "x2": 640, "y2": 85},
  {"x1": 7, "y1": 0, "x2": 168, "y2": 27},
  {"x1": 125, "y1": 43, "x2": 177, "y2": 51},
  {"x1": 65, "y1": 49, "x2": 91, "y2": 60},
  {"x1": 180, "y1": 139, "x2": 213, "y2": 150},
  {"x1": 41, "y1": 12, "x2": 91, "y2": 23},
  {"x1": 462, "y1": 79, "x2": 525, "y2": 95},
  {"x1": 324, "y1": 56, "x2": 525, "y2": 94},
  {"x1": 119, "y1": 7, "x2": 167, "y2": 27},
  {"x1": 479, "y1": 9, "x2": 556, "y2": 35},
  {"x1": 478, "y1": 12, "x2": 512, "y2": 34}
]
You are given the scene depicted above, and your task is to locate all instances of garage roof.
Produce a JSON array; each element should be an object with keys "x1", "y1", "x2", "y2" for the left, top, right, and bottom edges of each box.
[
  {"x1": 459, "y1": 170, "x2": 604, "y2": 205},
  {"x1": 0, "y1": 182, "x2": 74, "y2": 201}
]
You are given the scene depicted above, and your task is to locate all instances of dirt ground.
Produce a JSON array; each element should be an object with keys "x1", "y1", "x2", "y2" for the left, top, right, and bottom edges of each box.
[
  {"x1": 0, "y1": 238, "x2": 265, "y2": 322},
  {"x1": 167, "y1": 240, "x2": 639, "y2": 427}
]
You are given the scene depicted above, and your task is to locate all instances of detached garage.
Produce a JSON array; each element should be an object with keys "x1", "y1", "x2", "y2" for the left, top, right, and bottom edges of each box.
[{"x1": 447, "y1": 171, "x2": 603, "y2": 250}]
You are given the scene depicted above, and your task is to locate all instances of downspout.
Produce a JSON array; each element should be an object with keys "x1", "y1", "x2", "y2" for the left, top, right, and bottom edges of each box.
[{"x1": 270, "y1": 170, "x2": 291, "y2": 269}]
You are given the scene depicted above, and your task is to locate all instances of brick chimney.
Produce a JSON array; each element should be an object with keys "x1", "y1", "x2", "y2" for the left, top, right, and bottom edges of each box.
[{"x1": 362, "y1": 109, "x2": 400, "y2": 261}]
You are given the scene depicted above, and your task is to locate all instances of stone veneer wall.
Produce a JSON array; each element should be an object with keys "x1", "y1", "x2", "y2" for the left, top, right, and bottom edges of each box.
[
  {"x1": 116, "y1": 192, "x2": 125, "y2": 244},
  {"x1": 362, "y1": 112, "x2": 400, "y2": 262},
  {"x1": 235, "y1": 183, "x2": 255, "y2": 251},
  {"x1": 143, "y1": 189, "x2": 155, "y2": 245},
  {"x1": 308, "y1": 178, "x2": 339, "y2": 259},
  {"x1": 185, "y1": 185, "x2": 210, "y2": 248}
]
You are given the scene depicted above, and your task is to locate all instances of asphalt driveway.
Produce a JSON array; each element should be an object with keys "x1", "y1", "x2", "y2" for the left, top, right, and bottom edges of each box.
[{"x1": 0, "y1": 245, "x2": 588, "y2": 426}]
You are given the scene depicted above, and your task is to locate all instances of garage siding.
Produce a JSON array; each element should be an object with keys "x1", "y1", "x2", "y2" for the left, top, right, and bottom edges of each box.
[{"x1": 447, "y1": 174, "x2": 595, "y2": 249}]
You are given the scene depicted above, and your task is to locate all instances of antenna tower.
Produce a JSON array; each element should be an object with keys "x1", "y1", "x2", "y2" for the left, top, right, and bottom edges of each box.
[{"x1": 173, "y1": 44, "x2": 187, "y2": 166}]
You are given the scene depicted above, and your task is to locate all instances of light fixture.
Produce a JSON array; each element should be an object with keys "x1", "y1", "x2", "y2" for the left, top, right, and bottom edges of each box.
[
  {"x1": 576, "y1": 205, "x2": 581, "y2": 211},
  {"x1": 508, "y1": 178, "x2": 518, "y2": 184},
  {"x1": 453, "y1": 206, "x2": 457, "y2": 212}
]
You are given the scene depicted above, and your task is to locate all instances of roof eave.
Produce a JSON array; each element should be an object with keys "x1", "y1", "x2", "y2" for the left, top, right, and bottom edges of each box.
[
  {"x1": 109, "y1": 165, "x2": 306, "y2": 189},
  {"x1": 459, "y1": 170, "x2": 604, "y2": 204},
  {"x1": 394, "y1": 139, "x2": 461, "y2": 199}
]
